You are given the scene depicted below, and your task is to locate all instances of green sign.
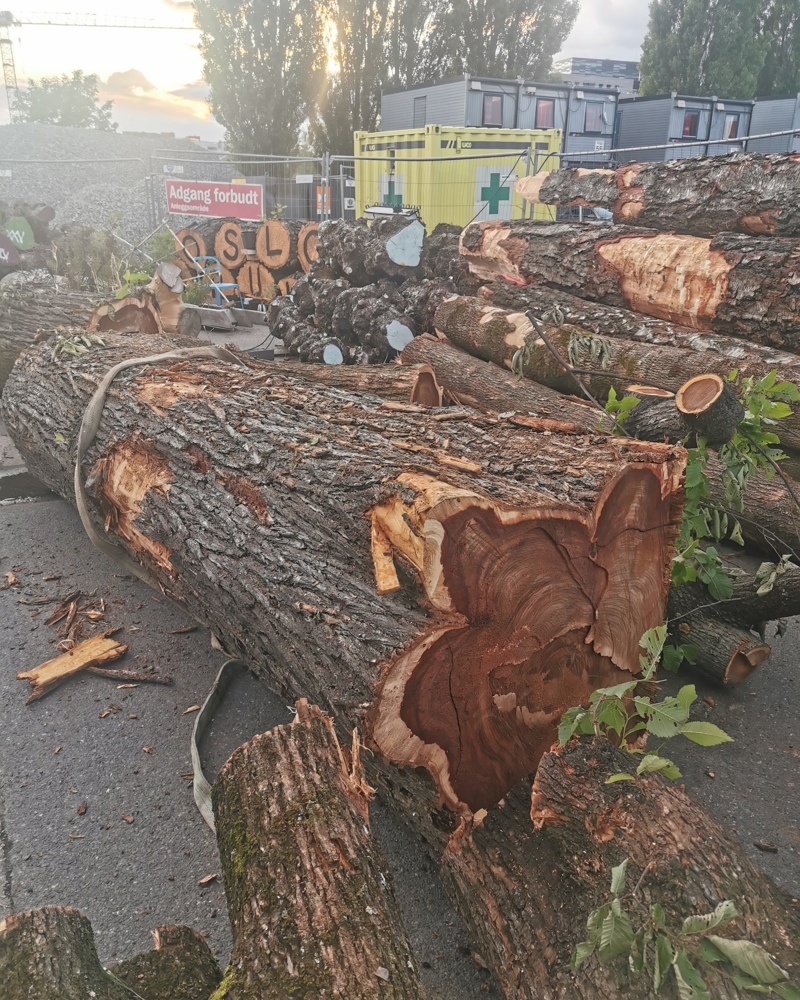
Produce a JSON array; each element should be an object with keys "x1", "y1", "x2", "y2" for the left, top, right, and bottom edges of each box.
[{"x1": 3, "y1": 216, "x2": 35, "y2": 250}]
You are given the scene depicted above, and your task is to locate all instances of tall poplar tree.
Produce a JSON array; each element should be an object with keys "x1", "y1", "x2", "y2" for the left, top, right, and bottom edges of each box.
[
  {"x1": 757, "y1": 0, "x2": 800, "y2": 95},
  {"x1": 639, "y1": 0, "x2": 767, "y2": 98}
]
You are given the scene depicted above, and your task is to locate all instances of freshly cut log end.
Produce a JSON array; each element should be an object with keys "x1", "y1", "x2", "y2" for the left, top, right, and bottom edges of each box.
[
  {"x1": 237, "y1": 261, "x2": 276, "y2": 301},
  {"x1": 213, "y1": 701, "x2": 425, "y2": 999},
  {"x1": 677, "y1": 616, "x2": 771, "y2": 686},
  {"x1": 213, "y1": 220, "x2": 249, "y2": 272},
  {"x1": 676, "y1": 373, "x2": 744, "y2": 445},
  {"x1": 368, "y1": 452, "x2": 685, "y2": 813},
  {"x1": 298, "y1": 221, "x2": 320, "y2": 273},
  {"x1": 88, "y1": 294, "x2": 161, "y2": 336},
  {"x1": 174, "y1": 228, "x2": 206, "y2": 271}
]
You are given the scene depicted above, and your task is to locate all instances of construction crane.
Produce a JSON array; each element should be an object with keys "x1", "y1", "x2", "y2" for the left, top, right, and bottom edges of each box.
[{"x1": 0, "y1": 10, "x2": 196, "y2": 121}]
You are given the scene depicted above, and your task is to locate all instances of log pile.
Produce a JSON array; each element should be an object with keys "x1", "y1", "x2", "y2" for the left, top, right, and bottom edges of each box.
[
  {"x1": 5, "y1": 152, "x2": 800, "y2": 998},
  {"x1": 173, "y1": 217, "x2": 320, "y2": 304}
]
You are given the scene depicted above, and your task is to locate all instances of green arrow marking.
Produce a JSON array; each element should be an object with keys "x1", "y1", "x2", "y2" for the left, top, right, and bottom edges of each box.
[
  {"x1": 481, "y1": 173, "x2": 511, "y2": 214},
  {"x1": 382, "y1": 180, "x2": 403, "y2": 207}
]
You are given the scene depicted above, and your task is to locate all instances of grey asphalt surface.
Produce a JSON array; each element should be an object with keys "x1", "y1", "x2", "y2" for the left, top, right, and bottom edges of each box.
[
  {"x1": 1, "y1": 470, "x2": 799, "y2": 996},
  {"x1": 0, "y1": 494, "x2": 492, "y2": 998}
]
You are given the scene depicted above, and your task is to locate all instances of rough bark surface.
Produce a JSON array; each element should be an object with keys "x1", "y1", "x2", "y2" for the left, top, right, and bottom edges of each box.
[
  {"x1": 520, "y1": 152, "x2": 800, "y2": 237},
  {"x1": 282, "y1": 359, "x2": 444, "y2": 406},
  {"x1": 213, "y1": 702, "x2": 426, "y2": 999},
  {"x1": 669, "y1": 560, "x2": 800, "y2": 630},
  {"x1": 461, "y1": 221, "x2": 800, "y2": 348},
  {"x1": 2, "y1": 332, "x2": 685, "y2": 816},
  {"x1": 317, "y1": 217, "x2": 422, "y2": 286},
  {"x1": 675, "y1": 616, "x2": 771, "y2": 686},
  {"x1": 482, "y1": 281, "x2": 800, "y2": 450},
  {"x1": 0, "y1": 906, "x2": 132, "y2": 1000},
  {"x1": 0, "y1": 283, "x2": 98, "y2": 389},
  {"x1": 400, "y1": 334, "x2": 613, "y2": 433},
  {"x1": 108, "y1": 924, "x2": 222, "y2": 1000}
]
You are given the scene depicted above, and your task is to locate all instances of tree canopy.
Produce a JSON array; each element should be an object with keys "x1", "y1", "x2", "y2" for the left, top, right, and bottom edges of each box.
[
  {"x1": 194, "y1": 0, "x2": 579, "y2": 155},
  {"x1": 640, "y1": 0, "x2": 800, "y2": 99},
  {"x1": 12, "y1": 71, "x2": 116, "y2": 130}
]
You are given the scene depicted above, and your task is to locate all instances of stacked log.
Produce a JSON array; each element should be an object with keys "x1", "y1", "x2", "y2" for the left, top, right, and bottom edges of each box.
[
  {"x1": 266, "y1": 218, "x2": 470, "y2": 363},
  {"x1": 174, "y1": 217, "x2": 315, "y2": 305}
]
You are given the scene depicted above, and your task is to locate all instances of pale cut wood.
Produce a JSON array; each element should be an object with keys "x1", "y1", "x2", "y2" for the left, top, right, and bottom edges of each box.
[
  {"x1": 460, "y1": 221, "x2": 800, "y2": 348},
  {"x1": 213, "y1": 219, "x2": 248, "y2": 272},
  {"x1": 298, "y1": 221, "x2": 320, "y2": 273},
  {"x1": 237, "y1": 260, "x2": 276, "y2": 301},
  {"x1": 17, "y1": 634, "x2": 128, "y2": 702},
  {"x1": 255, "y1": 218, "x2": 302, "y2": 272}
]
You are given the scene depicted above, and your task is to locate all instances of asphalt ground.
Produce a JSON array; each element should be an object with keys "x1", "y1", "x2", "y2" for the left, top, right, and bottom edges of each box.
[{"x1": 0, "y1": 461, "x2": 798, "y2": 996}]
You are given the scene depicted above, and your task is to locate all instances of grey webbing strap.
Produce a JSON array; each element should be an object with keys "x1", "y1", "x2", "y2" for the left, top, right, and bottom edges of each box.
[
  {"x1": 191, "y1": 657, "x2": 247, "y2": 832},
  {"x1": 73, "y1": 345, "x2": 247, "y2": 590}
]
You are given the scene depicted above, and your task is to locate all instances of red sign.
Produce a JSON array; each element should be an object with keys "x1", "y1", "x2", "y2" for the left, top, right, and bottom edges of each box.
[{"x1": 165, "y1": 179, "x2": 263, "y2": 221}]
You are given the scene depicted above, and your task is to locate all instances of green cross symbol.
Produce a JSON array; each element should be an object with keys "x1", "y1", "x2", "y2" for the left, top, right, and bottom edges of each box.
[
  {"x1": 383, "y1": 180, "x2": 403, "y2": 207},
  {"x1": 481, "y1": 173, "x2": 510, "y2": 214}
]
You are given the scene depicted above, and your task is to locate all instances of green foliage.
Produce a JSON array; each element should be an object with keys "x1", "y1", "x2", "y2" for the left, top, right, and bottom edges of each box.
[
  {"x1": 114, "y1": 271, "x2": 150, "y2": 300},
  {"x1": 639, "y1": 0, "x2": 768, "y2": 99},
  {"x1": 603, "y1": 386, "x2": 641, "y2": 433},
  {"x1": 757, "y1": 0, "x2": 800, "y2": 96},
  {"x1": 558, "y1": 625, "x2": 729, "y2": 784},
  {"x1": 671, "y1": 370, "x2": 799, "y2": 600},
  {"x1": 572, "y1": 864, "x2": 799, "y2": 998},
  {"x1": 51, "y1": 332, "x2": 105, "y2": 362},
  {"x1": 50, "y1": 226, "x2": 123, "y2": 293},
  {"x1": 12, "y1": 70, "x2": 116, "y2": 130},
  {"x1": 182, "y1": 279, "x2": 211, "y2": 306}
]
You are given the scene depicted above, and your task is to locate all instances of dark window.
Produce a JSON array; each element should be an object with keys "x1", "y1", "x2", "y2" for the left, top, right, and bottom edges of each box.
[
  {"x1": 723, "y1": 112, "x2": 739, "y2": 139},
  {"x1": 483, "y1": 94, "x2": 503, "y2": 127},
  {"x1": 682, "y1": 110, "x2": 700, "y2": 138},
  {"x1": 413, "y1": 96, "x2": 427, "y2": 128},
  {"x1": 584, "y1": 102, "x2": 604, "y2": 132},
  {"x1": 535, "y1": 98, "x2": 555, "y2": 129}
]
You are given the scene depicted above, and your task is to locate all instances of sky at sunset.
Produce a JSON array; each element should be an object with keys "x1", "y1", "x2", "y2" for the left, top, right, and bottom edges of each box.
[{"x1": 0, "y1": 0, "x2": 649, "y2": 137}]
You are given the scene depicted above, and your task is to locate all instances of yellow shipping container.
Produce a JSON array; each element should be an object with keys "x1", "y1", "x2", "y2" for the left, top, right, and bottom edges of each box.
[{"x1": 353, "y1": 125, "x2": 561, "y2": 229}]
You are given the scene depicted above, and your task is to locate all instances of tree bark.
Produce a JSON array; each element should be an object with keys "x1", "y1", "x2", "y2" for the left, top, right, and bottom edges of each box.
[
  {"x1": 0, "y1": 906, "x2": 143, "y2": 1000},
  {"x1": 460, "y1": 221, "x2": 800, "y2": 349},
  {"x1": 1, "y1": 331, "x2": 685, "y2": 816},
  {"x1": 317, "y1": 218, "x2": 423, "y2": 286},
  {"x1": 0, "y1": 283, "x2": 99, "y2": 390},
  {"x1": 675, "y1": 616, "x2": 771, "y2": 686},
  {"x1": 108, "y1": 925, "x2": 223, "y2": 1000},
  {"x1": 282, "y1": 358, "x2": 444, "y2": 406},
  {"x1": 213, "y1": 701, "x2": 426, "y2": 999},
  {"x1": 481, "y1": 282, "x2": 800, "y2": 451},
  {"x1": 400, "y1": 334, "x2": 614, "y2": 433},
  {"x1": 517, "y1": 152, "x2": 800, "y2": 237}
]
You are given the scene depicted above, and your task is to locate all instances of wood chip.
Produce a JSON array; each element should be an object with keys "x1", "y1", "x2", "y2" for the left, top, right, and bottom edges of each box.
[
  {"x1": 375, "y1": 967, "x2": 390, "y2": 981},
  {"x1": 117, "y1": 683, "x2": 138, "y2": 689},
  {"x1": 197, "y1": 873, "x2": 218, "y2": 886},
  {"x1": 754, "y1": 840, "x2": 778, "y2": 853},
  {"x1": 1, "y1": 571, "x2": 20, "y2": 589},
  {"x1": 121, "y1": 814, "x2": 135, "y2": 824},
  {"x1": 142, "y1": 746, "x2": 153, "y2": 753},
  {"x1": 99, "y1": 710, "x2": 111, "y2": 719},
  {"x1": 77, "y1": 802, "x2": 87, "y2": 815},
  {"x1": 17, "y1": 634, "x2": 128, "y2": 703},
  {"x1": 128, "y1": 714, "x2": 138, "y2": 720},
  {"x1": 182, "y1": 705, "x2": 200, "y2": 715},
  {"x1": 54, "y1": 746, "x2": 62, "y2": 754},
  {"x1": 69, "y1": 834, "x2": 85, "y2": 840},
  {"x1": 43, "y1": 574, "x2": 62, "y2": 581},
  {"x1": 170, "y1": 625, "x2": 197, "y2": 635}
]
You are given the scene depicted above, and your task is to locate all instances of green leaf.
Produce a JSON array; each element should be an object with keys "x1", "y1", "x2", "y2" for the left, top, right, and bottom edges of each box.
[
  {"x1": 773, "y1": 982, "x2": 800, "y2": 1000},
  {"x1": 570, "y1": 939, "x2": 596, "y2": 970},
  {"x1": 595, "y1": 698, "x2": 627, "y2": 738},
  {"x1": 681, "y1": 900, "x2": 737, "y2": 936},
  {"x1": 586, "y1": 904, "x2": 611, "y2": 946},
  {"x1": 679, "y1": 722, "x2": 733, "y2": 747},
  {"x1": 558, "y1": 706, "x2": 587, "y2": 745},
  {"x1": 651, "y1": 903, "x2": 666, "y2": 930},
  {"x1": 605, "y1": 772, "x2": 636, "y2": 784},
  {"x1": 629, "y1": 928, "x2": 647, "y2": 974},
  {"x1": 598, "y1": 900, "x2": 635, "y2": 962},
  {"x1": 636, "y1": 754, "x2": 682, "y2": 780},
  {"x1": 673, "y1": 948, "x2": 711, "y2": 1000},
  {"x1": 676, "y1": 685, "x2": 697, "y2": 712},
  {"x1": 590, "y1": 681, "x2": 638, "y2": 702},
  {"x1": 662, "y1": 644, "x2": 686, "y2": 672},
  {"x1": 730, "y1": 974, "x2": 771, "y2": 992},
  {"x1": 639, "y1": 697, "x2": 689, "y2": 738},
  {"x1": 653, "y1": 934, "x2": 673, "y2": 991},
  {"x1": 697, "y1": 938, "x2": 726, "y2": 963},
  {"x1": 610, "y1": 858, "x2": 628, "y2": 896},
  {"x1": 706, "y1": 937, "x2": 788, "y2": 984}
]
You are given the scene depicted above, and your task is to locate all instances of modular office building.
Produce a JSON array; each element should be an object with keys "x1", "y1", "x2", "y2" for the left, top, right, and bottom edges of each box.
[
  {"x1": 380, "y1": 75, "x2": 620, "y2": 167},
  {"x1": 616, "y1": 93, "x2": 753, "y2": 162},
  {"x1": 747, "y1": 95, "x2": 800, "y2": 154}
]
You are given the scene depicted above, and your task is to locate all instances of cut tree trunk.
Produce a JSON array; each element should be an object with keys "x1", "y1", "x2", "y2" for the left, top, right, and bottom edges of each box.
[
  {"x1": 480, "y1": 281, "x2": 800, "y2": 451},
  {"x1": 316, "y1": 218, "x2": 423, "y2": 286},
  {"x1": 213, "y1": 700, "x2": 426, "y2": 998},
  {"x1": 676, "y1": 374, "x2": 744, "y2": 445},
  {"x1": 237, "y1": 261, "x2": 276, "y2": 301},
  {"x1": 675, "y1": 616, "x2": 771, "y2": 686},
  {"x1": 2, "y1": 331, "x2": 685, "y2": 816},
  {"x1": 400, "y1": 334, "x2": 614, "y2": 433},
  {"x1": 213, "y1": 220, "x2": 255, "y2": 273},
  {"x1": 282, "y1": 358, "x2": 444, "y2": 406},
  {"x1": 0, "y1": 282, "x2": 98, "y2": 389},
  {"x1": 460, "y1": 221, "x2": 800, "y2": 349},
  {"x1": 298, "y1": 221, "x2": 320, "y2": 273},
  {"x1": 516, "y1": 152, "x2": 800, "y2": 237},
  {"x1": 88, "y1": 287, "x2": 201, "y2": 340},
  {"x1": 107, "y1": 925, "x2": 223, "y2": 1000},
  {"x1": 255, "y1": 219, "x2": 302, "y2": 272}
]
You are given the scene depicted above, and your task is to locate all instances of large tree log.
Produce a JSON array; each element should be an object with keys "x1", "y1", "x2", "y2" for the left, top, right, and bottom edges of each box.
[
  {"x1": 400, "y1": 334, "x2": 614, "y2": 433},
  {"x1": 2, "y1": 331, "x2": 684, "y2": 817},
  {"x1": 460, "y1": 222, "x2": 800, "y2": 349},
  {"x1": 516, "y1": 152, "x2": 800, "y2": 237},
  {"x1": 0, "y1": 907, "x2": 221, "y2": 1000},
  {"x1": 283, "y1": 358, "x2": 444, "y2": 406},
  {"x1": 317, "y1": 217, "x2": 423, "y2": 286},
  {"x1": 0, "y1": 282, "x2": 98, "y2": 389},
  {"x1": 255, "y1": 218, "x2": 303, "y2": 273},
  {"x1": 214, "y1": 701, "x2": 426, "y2": 998}
]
